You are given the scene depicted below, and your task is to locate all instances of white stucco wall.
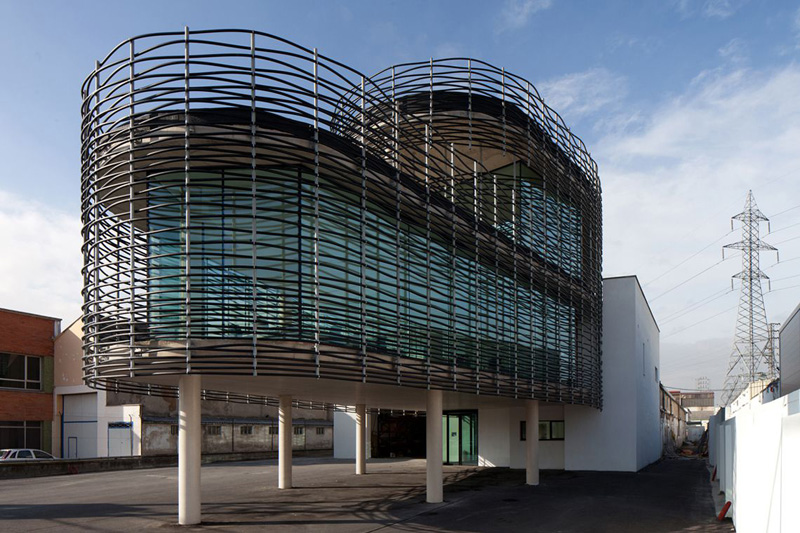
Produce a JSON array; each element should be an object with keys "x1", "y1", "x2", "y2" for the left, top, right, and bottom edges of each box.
[
  {"x1": 332, "y1": 410, "x2": 371, "y2": 459},
  {"x1": 56, "y1": 387, "x2": 142, "y2": 458},
  {"x1": 635, "y1": 283, "x2": 662, "y2": 470},
  {"x1": 508, "y1": 404, "x2": 564, "y2": 470},
  {"x1": 478, "y1": 407, "x2": 510, "y2": 467},
  {"x1": 564, "y1": 276, "x2": 661, "y2": 472},
  {"x1": 710, "y1": 389, "x2": 800, "y2": 531}
]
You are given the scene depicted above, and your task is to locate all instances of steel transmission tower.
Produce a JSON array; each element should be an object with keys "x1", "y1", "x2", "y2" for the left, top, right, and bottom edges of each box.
[{"x1": 721, "y1": 191, "x2": 778, "y2": 406}]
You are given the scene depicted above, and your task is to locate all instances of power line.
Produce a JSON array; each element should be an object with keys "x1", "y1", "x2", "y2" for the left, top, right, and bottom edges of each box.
[
  {"x1": 768, "y1": 273, "x2": 800, "y2": 284},
  {"x1": 768, "y1": 203, "x2": 800, "y2": 219},
  {"x1": 767, "y1": 220, "x2": 800, "y2": 235},
  {"x1": 765, "y1": 256, "x2": 800, "y2": 269},
  {"x1": 662, "y1": 305, "x2": 738, "y2": 339},
  {"x1": 766, "y1": 283, "x2": 800, "y2": 294},
  {"x1": 650, "y1": 258, "x2": 731, "y2": 302},
  {"x1": 773, "y1": 234, "x2": 800, "y2": 246},
  {"x1": 630, "y1": 192, "x2": 746, "y2": 275},
  {"x1": 643, "y1": 230, "x2": 733, "y2": 288},
  {"x1": 659, "y1": 287, "x2": 734, "y2": 326}
]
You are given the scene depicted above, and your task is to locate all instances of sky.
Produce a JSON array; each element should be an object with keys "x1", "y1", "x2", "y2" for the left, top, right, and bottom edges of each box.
[{"x1": 2, "y1": 0, "x2": 800, "y2": 400}]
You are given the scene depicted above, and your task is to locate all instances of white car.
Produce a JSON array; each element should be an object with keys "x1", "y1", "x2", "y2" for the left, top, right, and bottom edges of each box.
[{"x1": 0, "y1": 449, "x2": 56, "y2": 461}]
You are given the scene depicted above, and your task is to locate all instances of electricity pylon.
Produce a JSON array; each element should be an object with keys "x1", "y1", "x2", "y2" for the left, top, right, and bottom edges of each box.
[{"x1": 721, "y1": 191, "x2": 778, "y2": 406}]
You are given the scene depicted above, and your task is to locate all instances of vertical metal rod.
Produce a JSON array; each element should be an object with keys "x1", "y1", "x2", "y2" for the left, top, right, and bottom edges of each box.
[
  {"x1": 92, "y1": 60, "x2": 100, "y2": 383},
  {"x1": 250, "y1": 31, "x2": 259, "y2": 376},
  {"x1": 128, "y1": 40, "x2": 136, "y2": 378},
  {"x1": 425, "y1": 123, "x2": 432, "y2": 388},
  {"x1": 183, "y1": 26, "x2": 192, "y2": 370},
  {"x1": 360, "y1": 75, "x2": 367, "y2": 382},
  {"x1": 467, "y1": 59, "x2": 472, "y2": 150},
  {"x1": 526, "y1": 82, "x2": 532, "y2": 166},
  {"x1": 473, "y1": 160, "x2": 480, "y2": 394},
  {"x1": 450, "y1": 142, "x2": 457, "y2": 390},
  {"x1": 312, "y1": 48, "x2": 321, "y2": 377},
  {"x1": 501, "y1": 67, "x2": 507, "y2": 155}
]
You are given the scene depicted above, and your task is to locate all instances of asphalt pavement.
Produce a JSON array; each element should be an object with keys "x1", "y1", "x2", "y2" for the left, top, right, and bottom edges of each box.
[{"x1": 0, "y1": 456, "x2": 734, "y2": 532}]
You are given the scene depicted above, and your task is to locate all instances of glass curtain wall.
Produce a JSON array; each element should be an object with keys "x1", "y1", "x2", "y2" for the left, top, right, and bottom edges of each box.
[{"x1": 146, "y1": 163, "x2": 580, "y2": 382}]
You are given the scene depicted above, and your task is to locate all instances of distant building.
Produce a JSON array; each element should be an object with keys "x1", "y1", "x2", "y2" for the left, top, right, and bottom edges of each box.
[
  {"x1": 0, "y1": 308, "x2": 61, "y2": 453},
  {"x1": 53, "y1": 318, "x2": 333, "y2": 458},
  {"x1": 660, "y1": 386, "x2": 688, "y2": 448},
  {"x1": 671, "y1": 390, "x2": 715, "y2": 428}
]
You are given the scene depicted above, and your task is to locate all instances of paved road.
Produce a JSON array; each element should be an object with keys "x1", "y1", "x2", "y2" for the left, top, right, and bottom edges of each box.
[{"x1": 0, "y1": 457, "x2": 733, "y2": 532}]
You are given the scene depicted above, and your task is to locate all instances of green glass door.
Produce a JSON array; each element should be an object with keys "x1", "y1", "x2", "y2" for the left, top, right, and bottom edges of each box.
[{"x1": 442, "y1": 411, "x2": 478, "y2": 465}]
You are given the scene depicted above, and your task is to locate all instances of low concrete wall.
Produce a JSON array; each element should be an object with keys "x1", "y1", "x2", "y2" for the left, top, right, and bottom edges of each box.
[{"x1": 0, "y1": 449, "x2": 332, "y2": 480}]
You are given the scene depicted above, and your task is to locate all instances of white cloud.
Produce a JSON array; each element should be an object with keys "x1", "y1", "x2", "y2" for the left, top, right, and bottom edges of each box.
[
  {"x1": 717, "y1": 37, "x2": 748, "y2": 64},
  {"x1": 496, "y1": 0, "x2": 553, "y2": 33},
  {"x1": 0, "y1": 188, "x2": 82, "y2": 323},
  {"x1": 595, "y1": 63, "x2": 800, "y2": 390},
  {"x1": 671, "y1": 0, "x2": 748, "y2": 19},
  {"x1": 703, "y1": 0, "x2": 748, "y2": 19},
  {"x1": 537, "y1": 68, "x2": 628, "y2": 123}
]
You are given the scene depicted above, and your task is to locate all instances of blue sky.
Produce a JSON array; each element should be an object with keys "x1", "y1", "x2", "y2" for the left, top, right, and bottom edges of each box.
[{"x1": 2, "y1": 0, "x2": 800, "y2": 396}]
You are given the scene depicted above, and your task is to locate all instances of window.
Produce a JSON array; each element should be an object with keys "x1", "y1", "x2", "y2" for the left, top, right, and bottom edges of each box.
[
  {"x1": 520, "y1": 421, "x2": 526, "y2": 441},
  {"x1": 316, "y1": 427, "x2": 325, "y2": 435},
  {"x1": 268, "y1": 426, "x2": 278, "y2": 435},
  {"x1": 33, "y1": 450, "x2": 54, "y2": 459},
  {"x1": 170, "y1": 425, "x2": 179, "y2": 436},
  {"x1": 240, "y1": 425, "x2": 253, "y2": 435},
  {"x1": 0, "y1": 420, "x2": 42, "y2": 449},
  {"x1": 293, "y1": 427, "x2": 304, "y2": 435},
  {"x1": 206, "y1": 425, "x2": 221, "y2": 436},
  {"x1": 538, "y1": 421, "x2": 565, "y2": 441},
  {"x1": 0, "y1": 353, "x2": 42, "y2": 390}
]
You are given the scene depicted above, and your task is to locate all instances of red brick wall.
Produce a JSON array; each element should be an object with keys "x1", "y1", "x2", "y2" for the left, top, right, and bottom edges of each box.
[
  {"x1": 0, "y1": 309, "x2": 57, "y2": 357},
  {"x1": 0, "y1": 310, "x2": 58, "y2": 422},
  {"x1": 0, "y1": 390, "x2": 53, "y2": 421}
]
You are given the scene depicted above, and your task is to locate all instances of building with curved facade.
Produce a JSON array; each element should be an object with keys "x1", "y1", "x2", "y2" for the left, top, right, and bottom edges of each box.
[{"x1": 81, "y1": 29, "x2": 603, "y2": 524}]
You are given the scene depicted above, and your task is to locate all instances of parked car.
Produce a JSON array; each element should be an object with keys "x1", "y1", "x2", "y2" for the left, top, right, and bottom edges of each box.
[{"x1": 0, "y1": 449, "x2": 56, "y2": 461}]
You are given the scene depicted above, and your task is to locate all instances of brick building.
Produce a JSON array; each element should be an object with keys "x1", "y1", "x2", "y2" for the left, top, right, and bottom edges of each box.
[{"x1": 0, "y1": 308, "x2": 61, "y2": 452}]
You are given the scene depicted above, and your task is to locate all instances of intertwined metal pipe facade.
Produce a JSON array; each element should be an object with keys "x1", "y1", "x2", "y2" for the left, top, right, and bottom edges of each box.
[{"x1": 81, "y1": 29, "x2": 602, "y2": 407}]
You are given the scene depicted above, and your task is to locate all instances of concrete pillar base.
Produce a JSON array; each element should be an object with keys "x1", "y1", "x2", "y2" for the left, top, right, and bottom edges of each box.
[
  {"x1": 356, "y1": 403, "x2": 366, "y2": 475},
  {"x1": 426, "y1": 389, "x2": 443, "y2": 503},
  {"x1": 526, "y1": 399, "x2": 540, "y2": 486},
  {"x1": 279, "y1": 395, "x2": 292, "y2": 489},
  {"x1": 178, "y1": 375, "x2": 202, "y2": 525}
]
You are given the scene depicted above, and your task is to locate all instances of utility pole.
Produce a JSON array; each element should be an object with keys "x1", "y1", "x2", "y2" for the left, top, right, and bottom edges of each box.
[{"x1": 721, "y1": 191, "x2": 777, "y2": 406}]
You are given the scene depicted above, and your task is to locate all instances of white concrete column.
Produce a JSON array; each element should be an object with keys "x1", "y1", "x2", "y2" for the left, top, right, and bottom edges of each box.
[
  {"x1": 178, "y1": 374, "x2": 202, "y2": 525},
  {"x1": 526, "y1": 399, "x2": 540, "y2": 486},
  {"x1": 278, "y1": 395, "x2": 292, "y2": 489},
  {"x1": 355, "y1": 404, "x2": 366, "y2": 475},
  {"x1": 426, "y1": 389, "x2": 443, "y2": 503}
]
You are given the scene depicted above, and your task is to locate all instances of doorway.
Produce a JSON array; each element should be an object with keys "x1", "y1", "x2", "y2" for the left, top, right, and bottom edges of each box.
[{"x1": 442, "y1": 411, "x2": 478, "y2": 465}]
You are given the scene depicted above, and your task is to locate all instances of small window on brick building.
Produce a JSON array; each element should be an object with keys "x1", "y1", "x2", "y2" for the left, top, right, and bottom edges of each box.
[
  {"x1": 293, "y1": 426, "x2": 304, "y2": 435},
  {"x1": 170, "y1": 425, "x2": 178, "y2": 436},
  {"x1": 240, "y1": 425, "x2": 253, "y2": 435},
  {"x1": 316, "y1": 427, "x2": 325, "y2": 435},
  {"x1": 268, "y1": 426, "x2": 278, "y2": 435},
  {"x1": 206, "y1": 425, "x2": 221, "y2": 436}
]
